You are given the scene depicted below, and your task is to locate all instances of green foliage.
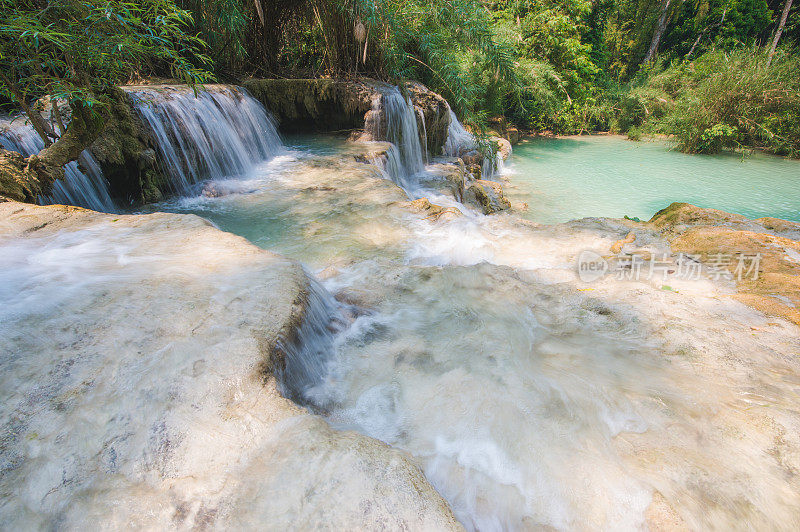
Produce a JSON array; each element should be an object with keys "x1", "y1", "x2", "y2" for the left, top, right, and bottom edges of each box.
[
  {"x1": 619, "y1": 49, "x2": 800, "y2": 156},
  {"x1": 0, "y1": 0, "x2": 211, "y2": 115}
]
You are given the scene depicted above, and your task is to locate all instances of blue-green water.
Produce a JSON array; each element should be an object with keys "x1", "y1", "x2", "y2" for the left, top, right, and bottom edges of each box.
[{"x1": 506, "y1": 135, "x2": 800, "y2": 224}]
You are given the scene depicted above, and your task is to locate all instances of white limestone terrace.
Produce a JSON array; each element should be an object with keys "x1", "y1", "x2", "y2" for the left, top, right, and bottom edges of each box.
[{"x1": 0, "y1": 201, "x2": 460, "y2": 530}]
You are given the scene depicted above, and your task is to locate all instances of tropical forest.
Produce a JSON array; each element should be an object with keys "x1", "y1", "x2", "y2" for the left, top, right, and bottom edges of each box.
[{"x1": 1, "y1": 0, "x2": 800, "y2": 530}]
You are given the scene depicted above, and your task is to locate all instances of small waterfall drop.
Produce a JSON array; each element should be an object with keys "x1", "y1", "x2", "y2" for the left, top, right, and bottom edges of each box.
[
  {"x1": 366, "y1": 87, "x2": 427, "y2": 191},
  {"x1": 273, "y1": 278, "x2": 349, "y2": 410},
  {"x1": 444, "y1": 109, "x2": 477, "y2": 158},
  {"x1": 126, "y1": 85, "x2": 282, "y2": 194},
  {"x1": 444, "y1": 108, "x2": 499, "y2": 180},
  {"x1": 0, "y1": 119, "x2": 117, "y2": 212}
]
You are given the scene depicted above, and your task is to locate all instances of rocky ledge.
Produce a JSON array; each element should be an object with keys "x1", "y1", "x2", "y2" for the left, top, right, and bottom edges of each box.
[
  {"x1": 0, "y1": 201, "x2": 460, "y2": 530},
  {"x1": 243, "y1": 78, "x2": 451, "y2": 156},
  {"x1": 647, "y1": 202, "x2": 800, "y2": 325}
]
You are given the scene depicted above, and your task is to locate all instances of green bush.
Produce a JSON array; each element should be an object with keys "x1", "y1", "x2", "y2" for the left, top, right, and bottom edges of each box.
[{"x1": 621, "y1": 49, "x2": 800, "y2": 156}]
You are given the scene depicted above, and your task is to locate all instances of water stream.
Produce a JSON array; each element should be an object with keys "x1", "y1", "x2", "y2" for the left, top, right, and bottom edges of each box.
[
  {"x1": 154, "y1": 91, "x2": 800, "y2": 529},
  {"x1": 4, "y1": 86, "x2": 800, "y2": 529}
]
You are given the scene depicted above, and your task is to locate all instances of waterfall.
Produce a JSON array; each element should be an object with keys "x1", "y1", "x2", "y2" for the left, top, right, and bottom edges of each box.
[
  {"x1": 273, "y1": 278, "x2": 349, "y2": 411},
  {"x1": 365, "y1": 87, "x2": 427, "y2": 191},
  {"x1": 126, "y1": 85, "x2": 283, "y2": 194},
  {"x1": 0, "y1": 118, "x2": 117, "y2": 212},
  {"x1": 444, "y1": 108, "x2": 498, "y2": 180},
  {"x1": 444, "y1": 110, "x2": 477, "y2": 158}
]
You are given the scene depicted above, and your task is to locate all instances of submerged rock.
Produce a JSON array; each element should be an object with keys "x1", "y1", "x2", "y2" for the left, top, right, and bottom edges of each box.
[
  {"x1": 0, "y1": 202, "x2": 460, "y2": 530},
  {"x1": 464, "y1": 179, "x2": 512, "y2": 214}
]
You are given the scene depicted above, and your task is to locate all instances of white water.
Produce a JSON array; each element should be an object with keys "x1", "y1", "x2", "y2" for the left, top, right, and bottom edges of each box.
[
  {"x1": 444, "y1": 108, "x2": 499, "y2": 179},
  {"x1": 444, "y1": 109, "x2": 476, "y2": 158},
  {"x1": 4, "y1": 86, "x2": 800, "y2": 529},
  {"x1": 0, "y1": 118, "x2": 117, "y2": 212},
  {"x1": 364, "y1": 86, "x2": 427, "y2": 191},
  {"x1": 126, "y1": 85, "x2": 283, "y2": 194},
  {"x1": 157, "y1": 128, "x2": 800, "y2": 529}
]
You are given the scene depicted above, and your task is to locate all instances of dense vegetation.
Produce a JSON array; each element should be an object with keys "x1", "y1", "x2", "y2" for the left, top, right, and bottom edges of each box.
[
  {"x1": 176, "y1": 0, "x2": 800, "y2": 156},
  {"x1": 2, "y1": 0, "x2": 799, "y2": 156}
]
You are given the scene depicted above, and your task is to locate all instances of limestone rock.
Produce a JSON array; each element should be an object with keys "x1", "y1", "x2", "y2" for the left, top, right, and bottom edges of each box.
[
  {"x1": 0, "y1": 148, "x2": 41, "y2": 202},
  {"x1": 423, "y1": 159, "x2": 468, "y2": 200},
  {"x1": 610, "y1": 231, "x2": 636, "y2": 254},
  {"x1": 462, "y1": 150, "x2": 482, "y2": 167},
  {"x1": 405, "y1": 81, "x2": 451, "y2": 155},
  {"x1": 0, "y1": 202, "x2": 460, "y2": 530},
  {"x1": 407, "y1": 197, "x2": 462, "y2": 221},
  {"x1": 649, "y1": 202, "x2": 749, "y2": 230},
  {"x1": 646, "y1": 202, "x2": 800, "y2": 325},
  {"x1": 464, "y1": 179, "x2": 511, "y2": 214},
  {"x1": 495, "y1": 137, "x2": 512, "y2": 160},
  {"x1": 242, "y1": 78, "x2": 375, "y2": 133}
]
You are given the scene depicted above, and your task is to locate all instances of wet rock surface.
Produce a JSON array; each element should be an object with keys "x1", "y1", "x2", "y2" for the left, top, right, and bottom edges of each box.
[
  {"x1": 0, "y1": 201, "x2": 460, "y2": 530},
  {"x1": 464, "y1": 179, "x2": 512, "y2": 214},
  {"x1": 647, "y1": 202, "x2": 800, "y2": 324}
]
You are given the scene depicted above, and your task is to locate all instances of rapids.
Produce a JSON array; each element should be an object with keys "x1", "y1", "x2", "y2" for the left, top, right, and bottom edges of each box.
[{"x1": 3, "y1": 85, "x2": 800, "y2": 529}]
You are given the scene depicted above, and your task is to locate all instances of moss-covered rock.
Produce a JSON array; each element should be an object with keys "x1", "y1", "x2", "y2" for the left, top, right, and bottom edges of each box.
[
  {"x1": 242, "y1": 78, "x2": 376, "y2": 133},
  {"x1": 404, "y1": 81, "x2": 450, "y2": 156},
  {"x1": 464, "y1": 179, "x2": 511, "y2": 214},
  {"x1": 0, "y1": 149, "x2": 41, "y2": 202},
  {"x1": 89, "y1": 87, "x2": 168, "y2": 204}
]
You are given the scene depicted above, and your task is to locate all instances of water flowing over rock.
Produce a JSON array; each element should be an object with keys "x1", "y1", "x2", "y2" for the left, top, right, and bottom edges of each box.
[
  {"x1": 366, "y1": 86, "x2": 427, "y2": 189},
  {"x1": 0, "y1": 201, "x2": 461, "y2": 530},
  {"x1": 126, "y1": 85, "x2": 283, "y2": 195},
  {"x1": 443, "y1": 109, "x2": 504, "y2": 179},
  {"x1": 0, "y1": 117, "x2": 117, "y2": 211}
]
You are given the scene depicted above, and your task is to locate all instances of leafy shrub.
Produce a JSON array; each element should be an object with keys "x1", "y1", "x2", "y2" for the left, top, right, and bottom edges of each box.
[{"x1": 620, "y1": 49, "x2": 800, "y2": 156}]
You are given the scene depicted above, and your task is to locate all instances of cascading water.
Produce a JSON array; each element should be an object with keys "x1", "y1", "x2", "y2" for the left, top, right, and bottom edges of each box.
[
  {"x1": 273, "y1": 277, "x2": 350, "y2": 410},
  {"x1": 444, "y1": 108, "x2": 499, "y2": 179},
  {"x1": 0, "y1": 118, "x2": 117, "y2": 212},
  {"x1": 444, "y1": 109, "x2": 477, "y2": 158},
  {"x1": 366, "y1": 87, "x2": 427, "y2": 191},
  {"x1": 126, "y1": 85, "x2": 283, "y2": 194}
]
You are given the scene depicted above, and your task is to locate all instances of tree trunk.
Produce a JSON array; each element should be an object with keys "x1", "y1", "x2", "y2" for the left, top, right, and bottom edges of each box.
[
  {"x1": 0, "y1": 70, "x2": 54, "y2": 147},
  {"x1": 767, "y1": 0, "x2": 793, "y2": 67},
  {"x1": 644, "y1": 0, "x2": 673, "y2": 63}
]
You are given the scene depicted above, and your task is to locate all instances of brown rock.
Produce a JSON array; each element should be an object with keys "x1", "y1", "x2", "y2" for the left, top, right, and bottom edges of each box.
[
  {"x1": 464, "y1": 180, "x2": 511, "y2": 215},
  {"x1": 407, "y1": 197, "x2": 462, "y2": 221},
  {"x1": 610, "y1": 232, "x2": 636, "y2": 254}
]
